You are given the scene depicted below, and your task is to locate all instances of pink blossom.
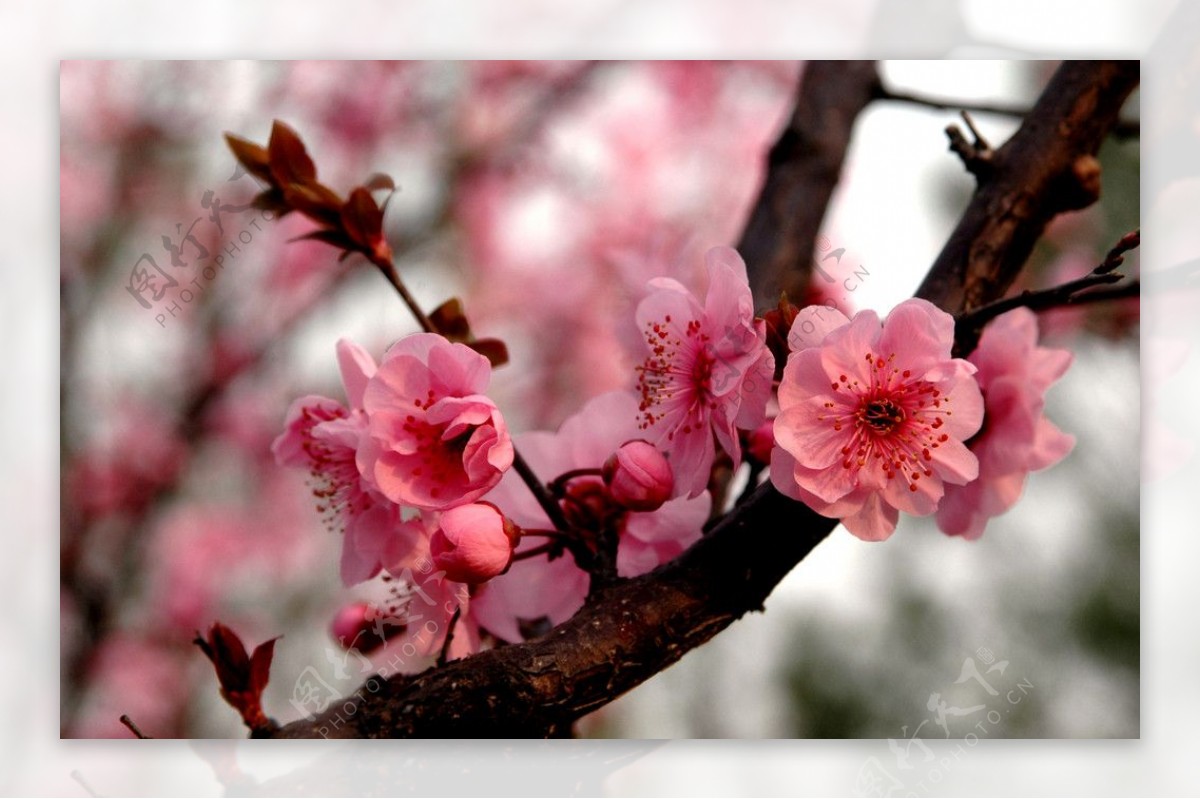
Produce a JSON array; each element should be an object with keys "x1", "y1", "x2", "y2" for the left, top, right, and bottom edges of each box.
[
  {"x1": 331, "y1": 601, "x2": 386, "y2": 653},
  {"x1": 771, "y1": 299, "x2": 984, "y2": 541},
  {"x1": 936, "y1": 308, "x2": 1075, "y2": 539},
  {"x1": 471, "y1": 391, "x2": 710, "y2": 642},
  {"x1": 430, "y1": 502, "x2": 521, "y2": 584},
  {"x1": 272, "y1": 339, "x2": 426, "y2": 585},
  {"x1": 634, "y1": 246, "x2": 774, "y2": 495},
  {"x1": 359, "y1": 333, "x2": 513, "y2": 511},
  {"x1": 603, "y1": 440, "x2": 674, "y2": 511}
]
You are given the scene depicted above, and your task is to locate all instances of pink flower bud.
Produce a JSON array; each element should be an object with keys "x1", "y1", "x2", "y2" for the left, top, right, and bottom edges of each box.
[
  {"x1": 330, "y1": 601, "x2": 394, "y2": 654},
  {"x1": 603, "y1": 440, "x2": 674, "y2": 512},
  {"x1": 430, "y1": 502, "x2": 521, "y2": 584},
  {"x1": 746, "y1": 419, "x2": 775, "y2": 465}
]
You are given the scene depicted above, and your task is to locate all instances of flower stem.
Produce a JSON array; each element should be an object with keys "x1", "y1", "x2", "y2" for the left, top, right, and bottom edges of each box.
[
  {"x1": 513, "y1": 451, "x2": 573, "y2": 533},
  {"x1": 436, "y1": 607, "x2": 462, "y2": 667},
  {"x1": 374, "y1": 252, "x2": 571, "y2": 533},
  {"x1": 371, "y1": 256, "x2": 437, "y2": 334},
  {"x1": 510, "y1": 541, "x2": 560, "y2": 562}
]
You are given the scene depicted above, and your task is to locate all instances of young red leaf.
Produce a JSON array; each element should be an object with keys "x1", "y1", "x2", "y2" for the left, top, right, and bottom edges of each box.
[
  {"x1": 223, "y1": 133, "x2": 274, "y2": 184},
  {"x1": 282, "y1": 182, "x2": 343, "y2": 228},
  {"x1": 249, "y1": 637, "x2": 279, "y2": 695},
  {"x1": 467, "y1": 338, "x2": 510, "y2": 368},
  {"x1": 194, "y1": 622, "x2": 279, "y2": 734},
  {"x1": 267, "y1": 120, "x2": 317, "y2": 186},
  {"x1": 429, "y1": 297, "x2": 473, "y2": 342},
  {"x1": 290, "y1": 228, "x2": 357, "y2": 251},
  {"x1": 363, "y1": 172, "x2": 396, "y2": 192},
  {"x1": 340, "y1": 188, "x2": 384, "y2": 251},
  {"x1": 251, "y1": 188, "x2": 291, "y2": 216}
]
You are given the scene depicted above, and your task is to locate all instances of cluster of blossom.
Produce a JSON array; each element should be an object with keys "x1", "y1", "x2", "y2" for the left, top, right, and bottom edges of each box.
[
  {"x1": 62, "y1": 61, "x2": 804, "y2": 737},
  {"x1": 276, "y1": 244, "x2": 1074, "y2": 663}
]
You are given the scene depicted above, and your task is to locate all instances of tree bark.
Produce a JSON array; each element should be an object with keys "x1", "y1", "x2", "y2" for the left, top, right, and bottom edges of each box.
[
  {"x1": 737, "y1": 61, "x2": 880, "y2": 308},
  {"x1": 916, "y1": 60, "x2": 1140, "y2": 316}
]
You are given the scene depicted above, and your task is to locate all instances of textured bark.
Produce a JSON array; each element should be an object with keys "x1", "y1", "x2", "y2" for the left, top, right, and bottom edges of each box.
[
  {"x1": 262, "y1": 60, "x2": 1138, "y2": 739},
  {"x1": 916, "y1": 60, "x2": 1140, "y2": 315},
  {"x1": 737, "y1": 61, "x2": 880, "y2": 308}
]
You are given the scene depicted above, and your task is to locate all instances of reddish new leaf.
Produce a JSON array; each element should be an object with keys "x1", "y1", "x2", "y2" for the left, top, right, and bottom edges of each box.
[
  {"x1": 282, "y1": 182, "x2": 343, "y2": 228},
  {"x1": 429, "y1": 297, "x2": 473, "y2": 342},
  {"x1": 363, "y1": 172, "x2": 396, "y2": 192},
  {"x1": 223, "y1": 133, "x2": 274, "y2": 184},
  {"x1": 267, "y1": 120, "x2": 317, "y2": 186},
  {"x1": 249, "y1": 638, "x2": 278, "y2": 696},
  {"x1": 194, "y1": 622, "x2": 279, "y2": 734},
  {"x1": 762, "y1": 293, "x2": 800, "y2": 381},
  {"x1": 290, "y1": 228, "x2": 357, "y2": 252},
  {"x1": 467, "y1": 338, "x2": 510, "y2": 368},
  {"x1": 340, "y1": 188, "x2": 384, "y2": 252}
]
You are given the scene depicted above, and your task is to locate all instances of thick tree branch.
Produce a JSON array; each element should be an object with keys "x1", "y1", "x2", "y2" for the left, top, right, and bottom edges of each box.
[
  {"x1": 915, "y1": 60, "x2": 1140, "y2": 315},
  {"x1": 272, "y1": 484, "x2": 835, "y2": 737},
  {"x1": 258, "y1": 61, "x2": 1139, "y2": 739},
  {"x1": 737, "y1": 61, "x2": 880, "y2": 307}
]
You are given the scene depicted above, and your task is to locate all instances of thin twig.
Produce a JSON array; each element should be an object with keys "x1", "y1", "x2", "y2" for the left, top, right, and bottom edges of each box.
[
  {"x1": 437, "y1": 608, "x2": 462, "y2": 667},
  {"x1": 512, "y1": 450, "x2": 572, "y2": 533},
  {"x1": 510, "y1": 541, "x2": 560, "y2": 562},
  {"x1": 374, "y1": 257, "x2": 437, "y2": 333},
  {"x1": 946, "y1": 111, "x2": 995, "y2": 179},
  {"x1": 1051, "y1": 278, "x2": 1140, "y2": 306},
  {"x1": 1096, "y1": 229, "x2": 1141, "y2": 274},
  {"x1": 875, "y1": 84, "x2": 1141, "y2": 139},
  {"x1": 954, "y1": 228, "x2": 1140, "y2": 354},
  {"x1": 119, "y1": 714, "x2": 152, "y2": 739},
  {"x1": 548, "y1": 467, "x2": 604, "y2": 496}
]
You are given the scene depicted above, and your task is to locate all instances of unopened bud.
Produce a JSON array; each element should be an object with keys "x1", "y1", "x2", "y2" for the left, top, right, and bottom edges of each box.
[
  {"x1": 430, "y1": 502, "x2": 521, "y2": 584},
  {"x1": 331, "y1": 601, "x2": 393, "y2": 654},
  {"x1": 603, "y1": 440, "x2": 674, "y2": 512},
  {"x1": 746, "y1": 419, "x2": 775, "y2": 465}
]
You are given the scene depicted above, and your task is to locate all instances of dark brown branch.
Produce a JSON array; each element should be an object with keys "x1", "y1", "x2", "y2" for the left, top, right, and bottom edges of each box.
[
  {"x1": 915, "y1": 60, "x2": 1140, "y2": 315},
  {"x1": 270, "y1": 484, "x2": 836, "y2": 738},
  {"x1": 737, "y1": 61, "x2": 880, "y2": 307}
]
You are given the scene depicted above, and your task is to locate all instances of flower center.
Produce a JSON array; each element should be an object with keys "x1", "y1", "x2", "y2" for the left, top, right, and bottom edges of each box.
[
  {"x1": 635, "y1": 314, "x2": 716, "y2": 432},
  {"x1": 859, "y1": 398, "x2": 906, "y2": 435}
]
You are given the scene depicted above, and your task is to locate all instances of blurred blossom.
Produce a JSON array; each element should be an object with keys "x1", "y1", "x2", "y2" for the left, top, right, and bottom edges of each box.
[
  {"x1": 71, "y1": 633, "x2": 183, "y2": 739},
  {"x1": 66, "y1": 399, "x2": 186, "y2": 522}
]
